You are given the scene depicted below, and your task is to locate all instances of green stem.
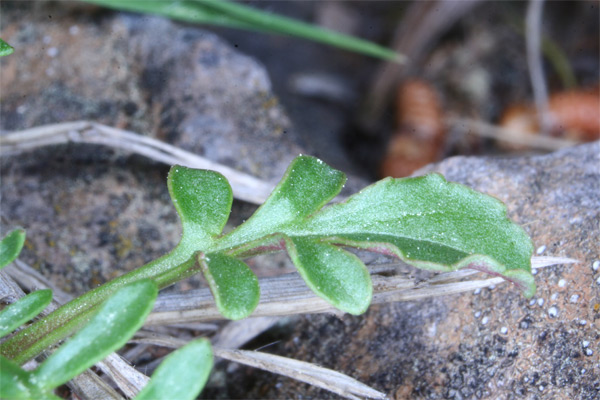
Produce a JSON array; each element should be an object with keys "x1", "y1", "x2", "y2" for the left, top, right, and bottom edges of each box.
[
  {"x1": 195, "y1": 0, "x2": 405, "y2": 63},
  {"x1": 0, "y1": 245, "x2": 196, "y2": 364}
]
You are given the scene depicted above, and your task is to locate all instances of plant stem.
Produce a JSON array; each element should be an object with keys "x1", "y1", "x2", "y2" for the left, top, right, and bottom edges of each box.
[{"x1": 0, "y1": 246, "x2": 196, "y2": 364}]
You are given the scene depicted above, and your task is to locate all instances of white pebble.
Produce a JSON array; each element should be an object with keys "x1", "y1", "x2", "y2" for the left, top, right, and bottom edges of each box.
[
  {"x1": 579, "y1": 319, "x2": 587, "y2": 326},
  {"x1": 537, "y1": 298, "x2": 545, "y2": 306},
  {"x1": 558, "y1": 279, "x2": 566, "y2": 287},
  {"x1": 529, "y1": 299, "x2": 536, "y2": 306},
  {"x1": 69, "y1": 25, "x2": 80, "y2": 35},
  {"x1": 582, "y1": 340, "x2": 590, "y2": 348},
  {"x1": 46, "y1": 47, "x2": 58, "y2": 57},
  {"x1": 500, "y1": 326, "x2": 508, "y2": 334},
  {"x1": 569, "y1": 294, "x2": 580, "y2": 303},
  {"x1": 532, "y1": 269, "x2": 539, "y2": 275},
  {"x1": 474, "y1": 311, "x2": 481, "y2": 318},
  {"x1": 585, "y1": 349, "x2": 593, "y2": 356},
  {"x1": 593, "y1": 260, "x2": 600, "y2": 271},
  {"x1": 548, "y1": 306, "x2": 558, "y2": 318},
  {"x1": 596, "y1": 276, "x2": 600, "y2": 285},
  {"x1": 481, "y1": 316, "x2": 489, "y2": 325},
  {"x1": 488, "y1": 284, "x2": 496, "y2": 290},
  {"x1": 536, "y1": 245, "x2": 546, "y2": 255},
  {"x1": 581, "y1": 368, "x2": 586, "y2": 374},
  {"x1": 473, "y1": 288, "x2": 481, "y2": 295},
  {"x1": 551, "y1": 293, "x2": 558, "y2": 301}
]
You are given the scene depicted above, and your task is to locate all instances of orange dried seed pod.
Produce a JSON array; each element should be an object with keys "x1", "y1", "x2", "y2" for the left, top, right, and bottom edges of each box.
[{"x1": 381, "y1": 79, "x2": 445, "y2": 177}]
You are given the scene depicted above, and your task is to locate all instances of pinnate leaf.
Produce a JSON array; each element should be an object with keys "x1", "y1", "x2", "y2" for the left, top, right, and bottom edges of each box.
[
  {"x1": 219, "y1": 155, "x2": 345, "y2": 248},
  {"x1": 212, "y1": 156, "x2": 534, "y2": 316},
  {"x1": 285, "y1": 237, "x2": 371, "y2": 314},
  {"x1": 135, "y1": 338, "x2": 213, "y2": 400},
  {"x1": 287, "y1": 174, "x2": 535, "y2": 296},
  {"x1": 0, "y1": 229, "x2": 26, "y2": 269},
  {"x1": 168, "y1": 166, "x2": 232, "y2": 248},
  {"x1": 31, "y1": 280, "x2": 158, "y2": 390},
  {"x1": 166, "y1": 155, "x2": 534, "y2": 320},
  {"x1": 199, "y1": 253, "x2": 259, "y2": 320},
  {"x1": 0, "y1": 290, "x2": 53, "y2": 338}
]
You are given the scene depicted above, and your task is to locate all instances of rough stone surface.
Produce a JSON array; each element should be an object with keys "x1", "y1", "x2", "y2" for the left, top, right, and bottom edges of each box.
[
  {"x1": 209, "y1": 142, "x2": 600, "y2": 400},
  {"x1": 0, "y1": 3, "x2": 301, "y2": 181}
]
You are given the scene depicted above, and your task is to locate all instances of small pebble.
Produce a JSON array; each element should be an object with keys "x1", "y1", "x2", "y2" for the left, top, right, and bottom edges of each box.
[
  {"x1": 569, "y1": 294, "x2": 580, "y2": 303},
  {"x1": 488, "y1": 284, "x2": 496, "y2": 290},
  {"x1": 473, "y1": 288, "x2": 481, "y2": 295},
  {"x1": 584, "y1": 349, "x2": 593, "y2": 356},
  {"x1": 582, "y1": 340, "x2": 590, "y2": 348},
  {"x1": 551, "y1": 293, "x2": 558, "y2": 300},
  {"x1": 474, "y1": 311, "x2": 482, "y2": 318},
  {"x1": 537, "y1": 298, "x2": 545, "y2": 306},
  {"x1": 548, "y1": 306, "x2": 558, "y2": 318},
  {"x1": 529, "y1": 299, "x2": 537, "y2": 306},
  {"x1": 581, "y1": 369, "x2": 586, "y2": 374},
  {"x1": 69, "y1": 25, "x2": 80, "y2": 35},
  {"x1": 579, "y1": 319, "x2": 587, "y2": 326},
  {"x1": 536, "y1": 245, "x2": 546, "y2": 255},
  {"x1": 558, "y1": 279, "x2": 566, "y2": 287},
  {"x1": 596, "y1": 276, "x2": 600, "y2": 285},
  {"x1": 500, "y1": 326, "x2": 508, "y2": 334},
  {"x1": 46, "y1": 47, "x2": 58, "y2": 57},
  {"x1": 538, "y1": 385, "x2": 545, "y2": 392},
  {"x1": 481, "y1": 316, "x2": 489, "y2": 325},
  {"x1": 532, "y1": 269, "x2": 538, "y2": 275},
  {"x1": 593, "y1": 260, "x2": 599, "y2": 271}
]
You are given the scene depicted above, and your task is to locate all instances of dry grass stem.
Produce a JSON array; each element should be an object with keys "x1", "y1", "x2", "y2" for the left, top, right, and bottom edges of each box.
[
  {"x1": 212, "y1": 316, "x2": 282, "y2": 349},
  {"x1": 97, "y1": 354, "x2": 150, "y2": 399},
  {"x1": 526, "y1": 0, "x2": 551, "y2": 134},
  {"x1": 0, "y1": 121, "x2": 273, "y2": 204},
  {"x1": 213, "y1": 348, "x2": 387, "y2": 400},
  {"x1": 67, "y1": 369, "x2": 124, "y2": 400},
  {"x1": 447, "y1": 116, "x2": 577, "y2": 150},
  {"x1": 147, "y1": 257, "x2": 574, "y2": 326},
  {"x1": 130, "y1": 332, "x2": 385, "y2": 400}
]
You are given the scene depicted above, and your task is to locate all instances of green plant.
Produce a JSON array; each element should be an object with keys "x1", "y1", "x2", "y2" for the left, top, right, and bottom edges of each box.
[
  {"x1": 0, "y1": 38, "x2": 14, "y2": 57},
  {"x1": 0, "y1": 155, "x2": 534, "y2": 397},
  {"x1": 83, "y1": 0, "x2": 404, "y2": 63},
  {"x1": 0, "y1": 263, "x2": 213, "y2": 399}
]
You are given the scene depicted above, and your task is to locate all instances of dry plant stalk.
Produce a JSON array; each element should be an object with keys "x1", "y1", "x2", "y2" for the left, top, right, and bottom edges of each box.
[
  {"x1": 0, "y1": 121, "x2": 273, "y2": 205},
  {"x1": 447, "y1": 116, "x2": 578, "y2": 151},
  {"x1": 146, "y1": 257, "x2": 574, "y2": 326},
  {"x1": 130, "y1": 333, "x2": 387, "y2": 400}
]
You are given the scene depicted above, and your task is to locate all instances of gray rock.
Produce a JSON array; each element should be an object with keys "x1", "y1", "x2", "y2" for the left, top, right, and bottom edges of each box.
[
  {"x1": 0, "y1": 5, "x2": 301, "y2": 180},
  {"x1": 215, "y1": 142, "x2": 600, "y2": 399}
]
